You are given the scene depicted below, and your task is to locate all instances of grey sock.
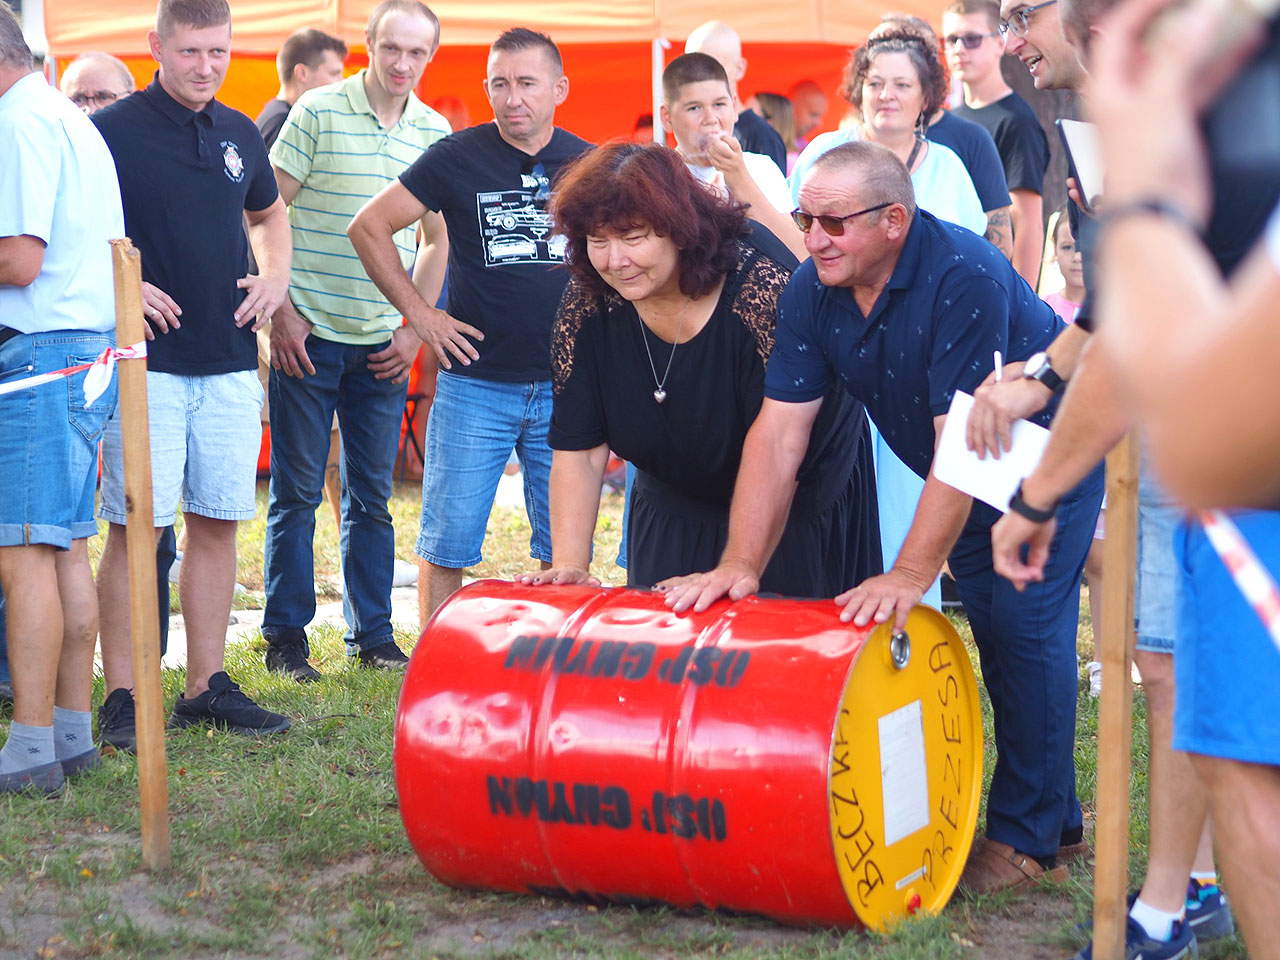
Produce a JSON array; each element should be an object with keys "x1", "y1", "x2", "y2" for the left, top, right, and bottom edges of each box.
[
  {"x1": 0, "y1": 721, "x2": 56, "y2": 774},
  {"x1": 52, "y1": 706, "x2": 93, "y2": 760}
]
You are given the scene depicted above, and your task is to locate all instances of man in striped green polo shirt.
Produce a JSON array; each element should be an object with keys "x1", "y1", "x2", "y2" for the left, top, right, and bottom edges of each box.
[{"x1": 261, "y1": 0, "x2": 450, "y2": 680}]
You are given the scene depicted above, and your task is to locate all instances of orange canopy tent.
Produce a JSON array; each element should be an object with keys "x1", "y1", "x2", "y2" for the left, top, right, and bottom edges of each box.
[{"x1": 41, "y1": 0, "x2": 944, "y2": 144}]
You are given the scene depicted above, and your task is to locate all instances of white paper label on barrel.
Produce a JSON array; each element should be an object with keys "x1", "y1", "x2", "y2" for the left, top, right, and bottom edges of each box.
[{"x1": 878, "y1": 699, "x2": 930, "y2": 847}]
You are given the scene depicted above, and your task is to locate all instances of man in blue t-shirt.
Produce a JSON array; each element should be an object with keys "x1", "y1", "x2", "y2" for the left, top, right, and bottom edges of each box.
[
  {"x1": 91, "y1": 0, "x2": 293, "y2": 750},
  {"x1": 664, "y1": 140, "x2": 1102, "y2": 894},
  {"x1": 348, "y1": 28, "x2": 590, "y2": 626}
]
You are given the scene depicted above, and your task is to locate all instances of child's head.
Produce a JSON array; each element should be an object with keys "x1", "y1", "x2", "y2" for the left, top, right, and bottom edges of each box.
[
  {"x1": 661, "y1": 53, "x2": 736, "y2": 163},
  {"x1": 1052, "y1": 205, "x2": 1084, "y2": 294}
]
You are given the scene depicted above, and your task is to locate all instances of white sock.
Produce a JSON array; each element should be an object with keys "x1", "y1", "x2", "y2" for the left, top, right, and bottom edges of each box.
[
  {"x1": 1129, "y1": 897, "x2": 1182, "y2": 941},
  {"x1": 0, "y1": 722, "x2": 56, "y2": 774},
  {"x1": 52, "y1": 706, "x2": 93, "y2": 760}
]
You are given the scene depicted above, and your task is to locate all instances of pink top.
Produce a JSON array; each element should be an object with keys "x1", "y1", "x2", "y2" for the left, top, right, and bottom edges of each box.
[{"x1": 1042, "y1": 291, "x2": 1082, "y2": 324}]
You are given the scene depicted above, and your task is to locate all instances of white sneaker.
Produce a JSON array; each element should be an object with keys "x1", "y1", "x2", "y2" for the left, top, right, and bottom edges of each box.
[{"x1": 392, "y1": 558, "x2": 419, "y2": 587}]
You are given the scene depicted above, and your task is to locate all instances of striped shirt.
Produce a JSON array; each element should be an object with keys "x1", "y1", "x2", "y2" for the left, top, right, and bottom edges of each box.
[{"x1": 270, "y1": 71, "x2": 450, "y2": 344}]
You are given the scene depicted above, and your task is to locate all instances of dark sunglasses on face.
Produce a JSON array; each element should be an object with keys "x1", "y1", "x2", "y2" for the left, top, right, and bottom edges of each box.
[
  {"x1": 943, "y1": 32, "x2": 997, "y2": 49},
  {"x1": 791, "y1": 202, "x2": 892, "y2": 236}
]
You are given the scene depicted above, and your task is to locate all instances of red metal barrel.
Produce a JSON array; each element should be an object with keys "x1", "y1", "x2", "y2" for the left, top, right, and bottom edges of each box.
[{"x1": 394, "y1": 581, "x2": 983, "y2": 930}]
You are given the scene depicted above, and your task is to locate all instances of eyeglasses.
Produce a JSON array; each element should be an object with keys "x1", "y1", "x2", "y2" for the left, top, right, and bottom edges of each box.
[
  {"x1": 943, "y1": 32, "x2": 998, "y2": 49},
  {"x1": 791, "y1": 203, "x2": 892, "y2": 236},
  {"x1": 997, "y1": 0, "x2": 1059, "y2": 38},
  {"x1": 69, "y1": 90, "x2": 125, "y2": 109}
]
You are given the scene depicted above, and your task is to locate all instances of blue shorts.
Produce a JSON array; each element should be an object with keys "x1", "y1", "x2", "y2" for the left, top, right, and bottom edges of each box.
[
  {"x1": 0, "y1": 331, "x2": 116, "y2": 548},
  {"x1": 99, "y1": 370, "x2": 263, "y2": 526},
  {"x1": 1135, "y1": 465, "x2": 1182, "y2": 654},
  {"x1": 415, "y1": 370, "x2": 552, "y2": 568},
  {"x1": 1174, "y1": 510, "x2": 1280, "y2": 765}
]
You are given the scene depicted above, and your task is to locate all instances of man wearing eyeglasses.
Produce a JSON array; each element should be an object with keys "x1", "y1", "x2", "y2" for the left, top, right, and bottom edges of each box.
[
  {"x1": 349, "y1": 28, "x2": 591, "y2": 626},
  {"x1": 663, "y1": 140, "x2": 1103, "y2": 897},
  {"x1": 258, "y1": 0, "x2": 451, "y2": 679},
  {"x1": 944, "y1": 0, "x2": 1049, "y2": 286},
  {"x1": 59, "y1": 52, "x2": 135, "y2": 114}
]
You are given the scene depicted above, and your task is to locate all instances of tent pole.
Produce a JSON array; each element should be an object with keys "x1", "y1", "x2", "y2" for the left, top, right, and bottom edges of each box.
[{"x1": 652, "y1": 37, "x2": 667, "y2": 142}]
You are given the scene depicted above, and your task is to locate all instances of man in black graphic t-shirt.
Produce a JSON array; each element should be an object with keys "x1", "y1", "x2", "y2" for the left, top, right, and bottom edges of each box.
[{"x1": 348, "y1": 27, "x2": 590, "y2": 627}]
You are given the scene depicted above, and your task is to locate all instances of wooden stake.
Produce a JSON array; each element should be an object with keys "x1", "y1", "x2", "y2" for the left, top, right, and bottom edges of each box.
[
  {"x1": 1091, "y1": 432, "x2": 1139, "y2": 959},
  {"x1": 110, "y1": 239, "x2": 172, "y2": 871}
]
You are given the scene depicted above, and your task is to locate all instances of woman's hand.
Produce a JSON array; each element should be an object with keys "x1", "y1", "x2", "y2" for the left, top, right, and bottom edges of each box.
[
  {"x1": 517, "y1": 566, "x2": 600, "y2": 587},
  {"x1": 657, "y1": 560, "x2": 760, "y2": 613}
]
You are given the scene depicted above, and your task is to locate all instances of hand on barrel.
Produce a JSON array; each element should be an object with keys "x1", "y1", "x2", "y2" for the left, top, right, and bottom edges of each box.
[
  {"x1": 835, "y1": 569, "x2": 927, "y2": 631},
  {"x1": 518, "y1": 566, "x2": 601, "y2": 587},
  {"x1": 990, "y1": 510, "x2": 1056, "y2": 591},
  {"x1": 140, "y1": 281, "x2": 181, "y2": 339},
  {"x1": 657, "y1": 561, "x2": 760, "y2": 613},
  {"x1": 965, "y1": 362, "x2": 1050, "y2": 460}
]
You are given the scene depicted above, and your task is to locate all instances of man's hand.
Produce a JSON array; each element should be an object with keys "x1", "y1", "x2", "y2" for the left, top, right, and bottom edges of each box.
[
  {"x1": 991, "y1": 510, "x2": 1057, "y2": 590},
  {"x1": 412, "y1": 307, "x2": 484, "y2": 370},
  {"x1": 516, "y1": 565, "x2": 601, "y2": 587},
  {"x1": 235, "y1": 272, "x2": 289, "y2": 332},
  {"x1": 965, "y1": 362, "x2": 1052, "y2": 459},
  {"x1": 269, "y1": 301, "x2": 315, "y2": 378},
  {"x1": 141, "y1": 281, "x2": 181, "y2": 340},
  {"x1": 657, "y1": 560, "x2": 760, "y2": 613},
  {"x1": 835, "y1": 569, "x2": 929, "y2": 631},
  {"x1": 367, "y1": 326, "x2": 421, "y2": 384}
]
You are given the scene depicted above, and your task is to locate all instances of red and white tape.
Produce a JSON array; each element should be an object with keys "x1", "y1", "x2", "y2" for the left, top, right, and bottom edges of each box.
[
  {"x1": 0, "y1": 341, "x2": 146, "y2": 406},
  {"x1": 1199, "y1": 508, "x2": 1280, "y2": 656}
]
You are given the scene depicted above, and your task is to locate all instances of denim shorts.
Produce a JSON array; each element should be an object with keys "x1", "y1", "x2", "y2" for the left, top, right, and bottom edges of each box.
[
  {"x1": 1134, "y1": 463, "x2": 1182, "y2": 654},
  {"x1": 0, "y1": 331, "x2": 116, "y2": 548},
  {"x1": 99, "y1": 369, "x2": 263, "y2": 526},
  {"x1": 416, "y1": 370, "x2": 553, "y2": 568},
  {"x1": 1174, "y1": 510, "x2": 1280, "y2": 765}
]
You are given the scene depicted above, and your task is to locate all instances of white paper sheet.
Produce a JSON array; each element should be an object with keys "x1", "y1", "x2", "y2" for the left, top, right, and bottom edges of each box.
[
  {"x1": 933, "y1": 391, "x2": 1050, "y2": 513},
  {"x1": 1058, "y1": 119, "x2": 1104, "y2": 212},
  {"x1": 879, "y1": 700, "x2": 929, "y2": 848}
]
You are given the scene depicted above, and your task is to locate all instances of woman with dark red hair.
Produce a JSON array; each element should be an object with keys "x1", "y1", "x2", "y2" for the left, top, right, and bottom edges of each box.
[{"x1": 522, "y1": 140, "x2": 880, "y2": 592}]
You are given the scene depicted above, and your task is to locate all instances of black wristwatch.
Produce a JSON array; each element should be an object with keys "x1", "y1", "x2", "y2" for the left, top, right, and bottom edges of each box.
[
  {"x1": 1023, "y1": 351, "x2": 1066, "y2": 395},
  {"x1": 1008, "y1": 479, "x2": 1059, "y2": 523}
]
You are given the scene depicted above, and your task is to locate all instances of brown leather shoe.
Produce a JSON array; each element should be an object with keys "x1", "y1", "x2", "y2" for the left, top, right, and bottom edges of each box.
[
  {"x1": 960, "y1": 837, "x2": 1069, "y2": 894},
  {"x1": 1057, "y1": 838, "x2": 1091, "y2": 863}
]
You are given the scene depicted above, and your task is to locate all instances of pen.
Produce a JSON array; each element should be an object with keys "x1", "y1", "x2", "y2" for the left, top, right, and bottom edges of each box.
[{"x1": 994, "y1": 350, "x2": 1003, "y2": 383}]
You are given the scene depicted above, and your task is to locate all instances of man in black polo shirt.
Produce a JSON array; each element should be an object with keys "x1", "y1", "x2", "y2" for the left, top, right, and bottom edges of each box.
[
  {"x1": 664, "y1": 141, "x2": 1102, "y2": 895},
  {"x1": 91, "y1": 0, "x2": 293, "y2": 749},
  {"x1": 944, "y1": 0, "x2": 1050, "y2": 286}
]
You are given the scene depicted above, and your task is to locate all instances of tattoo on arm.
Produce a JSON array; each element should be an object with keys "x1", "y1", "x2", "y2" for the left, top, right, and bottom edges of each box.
[{"x1": 985, "y1": 207, "x2": 1013, "y2": 260}]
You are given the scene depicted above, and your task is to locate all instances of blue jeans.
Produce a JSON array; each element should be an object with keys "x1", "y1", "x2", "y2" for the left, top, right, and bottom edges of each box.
[
  {"x1": 948, "y1": 464, "x2": 1105, "y2": 859},
  {"x1": 262, "y1": 335, "x2": 407, "y2": 653},
  {"x1": 415, "y1": 370, "x2": 553, "y2": 567}
]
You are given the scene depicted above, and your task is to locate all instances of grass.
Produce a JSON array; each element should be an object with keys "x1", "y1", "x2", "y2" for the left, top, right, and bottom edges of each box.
[{"x1": 1, "y1": 480, "x2": 1251, "y2": 959}]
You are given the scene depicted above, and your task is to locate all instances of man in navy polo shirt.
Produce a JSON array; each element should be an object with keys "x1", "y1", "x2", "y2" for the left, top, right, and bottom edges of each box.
[
  {"x1": 664, "y1": 141, "x2": 1103, "y2": 893},
  {"x1": 91, "y1": 0, "x2": 293, "y2": 749}
]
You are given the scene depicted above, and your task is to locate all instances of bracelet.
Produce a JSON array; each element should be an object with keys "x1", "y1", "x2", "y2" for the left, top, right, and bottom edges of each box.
[
  {"x1": 1008, "y1": 479, "x2": 1059, "y2": 523},
  {"x1": 1097, "y1": 198, "x2": 1204, "y2": 237}
]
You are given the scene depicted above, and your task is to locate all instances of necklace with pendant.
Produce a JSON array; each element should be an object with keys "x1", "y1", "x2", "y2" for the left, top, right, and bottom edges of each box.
[{"x1": 637, "y1": 305, "x2": 688, "y2": 404}]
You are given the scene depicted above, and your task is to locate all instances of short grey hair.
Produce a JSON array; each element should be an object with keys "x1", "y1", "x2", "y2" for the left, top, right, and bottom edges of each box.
[
  {"x1": 0, "y1": 3, "x2": 34, "y2": 70},
  {"x1": 810, "y1": 141, "x2": 918, "y2": 219}
]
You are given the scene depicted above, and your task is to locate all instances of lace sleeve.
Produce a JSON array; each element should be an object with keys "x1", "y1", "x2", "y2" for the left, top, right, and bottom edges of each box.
[
  {"x1": 730, "y1": 249, "x2": 791, "y2": 363},
  {"x1": 550, "y1": 277, "x2": 607, "y2": 394}
]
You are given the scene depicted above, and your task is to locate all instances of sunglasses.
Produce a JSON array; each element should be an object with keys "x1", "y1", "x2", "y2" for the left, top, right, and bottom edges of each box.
[
  {"x1": 791, "y1": 202, "x2": 892, "y2": 236},
  {"x1": 943, "y1": 32, "x2": 997, "y2": 49},
  {"x1": 998, "y1": 0, "x2": 1059, "y2": 38}
]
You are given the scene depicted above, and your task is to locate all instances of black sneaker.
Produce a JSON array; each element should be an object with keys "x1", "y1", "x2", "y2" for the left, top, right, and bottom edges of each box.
[
  {"x1": 264, "y1": 628, "x2": 322, "y2": 683},
  {"x1": 354, "y1": 641, "x2": 410, "y2": 670},
  {"x1": 98, "y1": 687, "x2": 137, "y2": 753},
  {"x1": 168, "y1": 672, "x2": 291, "y2": 736}
]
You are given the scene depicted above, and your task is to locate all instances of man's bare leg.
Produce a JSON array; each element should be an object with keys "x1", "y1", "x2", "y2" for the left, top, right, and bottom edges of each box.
[
  {"x1": 1191, "y1": 754, "x2": 1280, "y2": 959},
  {"x1": 323, "y1": 428, "x2": 342, "y2": 529},
  {"x1": 178, "y1": 514, "x2": 238, "y2": 699},
  {"x1": 1132, "y1": 649, "x2": 1211, "y2": 912},
  {"x1": 96, "y1": 522, "x2": 164, "y2": 695},
  {"x1": 0, "y1": 545, "x2": 61, "y2": 727},
  {"x1": 420, "y1": 561, "x2": 462, "y2": 628},
  {"x1": 53, "y1": 540, "x2": 97, "y2": 714}
]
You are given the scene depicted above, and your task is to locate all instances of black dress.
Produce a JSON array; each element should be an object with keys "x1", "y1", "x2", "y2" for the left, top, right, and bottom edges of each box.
[{"x1": 548, "y1": 244, "x2": 881, "y2": 595}]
